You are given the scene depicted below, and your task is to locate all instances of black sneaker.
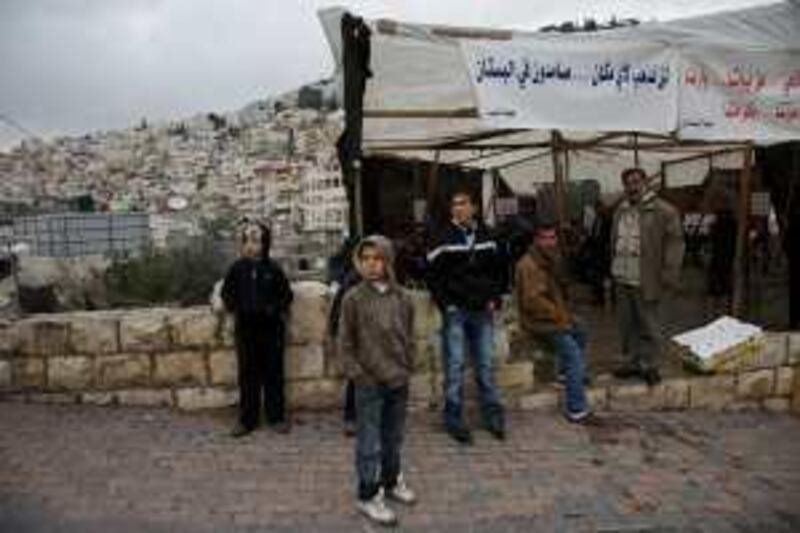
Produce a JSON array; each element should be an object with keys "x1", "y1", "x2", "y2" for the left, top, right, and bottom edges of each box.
[
  {"x1": 446, "y1": 425, "x2": 473, "y2": 445},
  {"x1": 488, "y1": 425, "x2": 506, "y2": 441},
  {"x1": 229, "y1": 422, "x2": 254, "y2": 438}
]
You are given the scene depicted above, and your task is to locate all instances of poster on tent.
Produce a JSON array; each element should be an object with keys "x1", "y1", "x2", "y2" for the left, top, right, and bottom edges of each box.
[
  {"x1": 678, "y1": 50, "x2": 800, "y2": 142},
  {"x1": 460, "y1": 39, "x2": 679, "y2": 132}
]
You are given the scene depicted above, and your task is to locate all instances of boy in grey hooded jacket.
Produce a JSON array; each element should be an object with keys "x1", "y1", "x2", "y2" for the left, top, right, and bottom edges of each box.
[{"x1": 338, "y1": 235, "x2": 416, "y2": 526}]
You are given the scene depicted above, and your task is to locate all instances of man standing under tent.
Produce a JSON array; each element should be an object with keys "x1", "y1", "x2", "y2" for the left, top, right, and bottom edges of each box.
[
  {"x1": 426, "y1": 190, "x2": 507, "y2": 445},
  {"x1": 611, "y1": 167, "x2": 684, "y2": 386}
]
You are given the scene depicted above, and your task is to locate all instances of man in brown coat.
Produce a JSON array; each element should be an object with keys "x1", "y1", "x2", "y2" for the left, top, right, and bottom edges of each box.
[
  {"x1": 515, "y1": 223, "x2": 591, "y2": 422},
  {"x1": 611, "y1": 167, "x2": 685, "y2": 385}
]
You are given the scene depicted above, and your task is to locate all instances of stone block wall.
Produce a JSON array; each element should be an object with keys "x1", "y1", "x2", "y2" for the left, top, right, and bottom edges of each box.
[
  {"x1": 1, "y1": 283, "x2": 797, "y2": 417},
  {"x1": 517, "y1": 331, "x2": 800, "y2": 416},
  {"x1": 0, "y1": 283, "x2": 534, "y2": 412}
]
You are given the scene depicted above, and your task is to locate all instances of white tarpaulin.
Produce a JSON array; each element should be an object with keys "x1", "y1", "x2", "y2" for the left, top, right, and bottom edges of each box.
[
  {"x1": 678, "y1": 50, "x2": 800, "y2": 141},
  {"x1": 320, "y1": 1, "x2": 800, "y2": 147},
  {"x1": 460, "y1": 39, "x2": 679, "y2": 132}
]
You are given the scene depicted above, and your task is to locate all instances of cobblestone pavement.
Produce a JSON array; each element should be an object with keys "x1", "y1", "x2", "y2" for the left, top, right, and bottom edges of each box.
[{"x1": 1, "y1": 403, "x2": 799, "y2": 532}]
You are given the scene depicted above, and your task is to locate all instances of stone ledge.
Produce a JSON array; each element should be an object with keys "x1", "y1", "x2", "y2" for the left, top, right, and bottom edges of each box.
[
  {"x1": 175, "y1": 387, "x2": 236, "y2": 410},
  {"x1": 116, "y1": 389, "x2": 174, "y2": 407}
]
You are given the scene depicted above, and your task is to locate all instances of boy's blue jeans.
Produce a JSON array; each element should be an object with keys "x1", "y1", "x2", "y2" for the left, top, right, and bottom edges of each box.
[
  {"x1": 441, "y1": 308, "x2": 504, "y2": 430},
  {"x1": 546, "y1": 327, "x2": 589, "y2": 416},
  {"x1": 354, "y1": 384, "x2": 408, "y2": 501}
]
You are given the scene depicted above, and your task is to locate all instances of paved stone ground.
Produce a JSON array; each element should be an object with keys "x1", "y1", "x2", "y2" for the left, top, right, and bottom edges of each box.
[{"x1": 1, "y1": 404, "x2": 800, "y2": 532}]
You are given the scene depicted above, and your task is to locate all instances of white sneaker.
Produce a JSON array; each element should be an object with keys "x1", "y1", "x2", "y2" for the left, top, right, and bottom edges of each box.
[
  {"x1": 386, "y1": 473, "x2": 417, "y2": 505},
  {"x1": 356, "y1": 489, "x2": 397, "y2": 525}
]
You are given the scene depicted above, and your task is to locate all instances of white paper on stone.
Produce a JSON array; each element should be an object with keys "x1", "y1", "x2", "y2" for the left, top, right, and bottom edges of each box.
[{"x1": 671, "y1": 316, "x2": 763, "y2": 361}]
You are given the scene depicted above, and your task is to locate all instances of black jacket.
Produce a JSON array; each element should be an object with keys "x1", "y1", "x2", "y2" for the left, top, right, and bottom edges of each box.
[
  {"x1": 425, "y1": 221, "x2": 505, "y2": 311},
  {"x1": 221, "y1": 257, "x2": 293, "y2": 319}
]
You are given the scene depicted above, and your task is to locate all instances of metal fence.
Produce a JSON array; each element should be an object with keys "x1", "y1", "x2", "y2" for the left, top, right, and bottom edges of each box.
[{"x1": 5, "y1": 213, "x2": 150, "y2": 257}]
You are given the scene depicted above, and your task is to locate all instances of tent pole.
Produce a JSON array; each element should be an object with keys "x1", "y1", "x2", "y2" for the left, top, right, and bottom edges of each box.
[
  {"x1": 426, "y1": 151, "x2": 441, "y2": 224},
  {"x1": 354, "y1": 159, "x2": 364, "y2": 237},
  {"x1": 550, "y1": 130, "x2": 567, "y2": 238},
  {"x1": 633, "y1": 132, "x2": 640, "y2": 167},
  {"x1": 733, "y1": 144, "x2": 753, "y2": 317}
]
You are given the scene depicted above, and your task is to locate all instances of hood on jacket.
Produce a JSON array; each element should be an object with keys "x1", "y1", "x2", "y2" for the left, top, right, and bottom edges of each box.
[{"x1": 352, "y1": 234, "x2": 397, "y2": 285}]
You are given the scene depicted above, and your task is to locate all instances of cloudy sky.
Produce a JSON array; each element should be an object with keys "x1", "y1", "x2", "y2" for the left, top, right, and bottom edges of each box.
[{"x1": 0, "y1": 0, "x2": 779, "y2": 149}]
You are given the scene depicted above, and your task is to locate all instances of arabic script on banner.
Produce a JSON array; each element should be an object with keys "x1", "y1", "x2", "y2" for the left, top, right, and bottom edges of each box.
[
  {"x1": 461, "y1": 39, "x2": 679, "y2": 132},
  {"x1": 678, "y1": 51, "x2": 800, "y2": 141}
]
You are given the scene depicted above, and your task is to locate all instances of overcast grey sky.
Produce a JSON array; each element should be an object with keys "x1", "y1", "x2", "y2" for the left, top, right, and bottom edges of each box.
[{"x1": 0, "y1": 0, "x2": 779, "y2": 150}]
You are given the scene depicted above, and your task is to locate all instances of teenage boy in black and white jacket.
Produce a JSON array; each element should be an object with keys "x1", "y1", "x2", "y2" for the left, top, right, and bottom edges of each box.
[{"x1": 426, "y1": 190, "x2": 507, "y2": 445}]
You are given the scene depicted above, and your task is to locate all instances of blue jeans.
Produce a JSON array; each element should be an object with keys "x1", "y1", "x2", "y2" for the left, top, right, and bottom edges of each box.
[
  {"x1": 547, "y1": 327, "x2": 589, "y2": 416},
  {"x1": 441, "y1": 308, "x2": 504, "y2": 429},
  {"x1": 354, "y1": 384, "x2": 408, "y2": 501}
]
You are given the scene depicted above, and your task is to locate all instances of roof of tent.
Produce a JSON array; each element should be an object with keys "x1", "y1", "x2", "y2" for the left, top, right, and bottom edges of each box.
[{"x1": 319, "y1": 2, "x2": 799, "y2": 192}]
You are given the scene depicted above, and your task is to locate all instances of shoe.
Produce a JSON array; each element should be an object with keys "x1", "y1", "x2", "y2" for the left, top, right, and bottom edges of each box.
[
  {"x1": 446, "y1": 424, "x2": 473, "y2": 445},
  {"x1": 270, "y1": 421, "x2": 291, "y2": 434},
  {"x1": 229, "y1": 422, "x2": 254, "y2": 438},
  {"x1": 564, "y1": 409, "x2": 593, "y2": 424},
  {"x1": 356, "y1": 489, "x2": 397, "y2": 526},
  {"x1": 386, "y1": 473, "x2": 417, "y2": 505},
  {"x1": 612, "y1": 365, "x2": 641, "y2": 380},
  {"x1": 641, "y1": 368, "x2": 662, "y2": 386},
  {"x1": 343, "y1": 420, "x2": 356, "y2": 438},
  {"x1": 488, "y1": 425, "x2": 506, "y2": 441},
  {"x1": 565, "y1": 410, "x2": 602, "y2": 426}
]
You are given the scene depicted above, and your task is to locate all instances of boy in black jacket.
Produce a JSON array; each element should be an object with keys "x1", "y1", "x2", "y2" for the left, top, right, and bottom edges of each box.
[
  {"x1": 222, "y1": 219, "x2": 293, "y2": 437},
  {"x1": 426, "y1": 190, "x2": 506, "y2": 445}
]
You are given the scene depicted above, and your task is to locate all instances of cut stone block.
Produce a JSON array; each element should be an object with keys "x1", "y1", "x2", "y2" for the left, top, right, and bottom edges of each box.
[
  {"x1": 763, "y1": 398, "x2": 790, "y2": 412},
  {"x1": 0, "y1": 321, "x2": 19, "y2": 355},
  {"x1": 154, "y1": 351, "x2": 207, "y2": 386},
  {"x1": 119, "y1": 310, "x2": 170, "y2": 353},
  {"x1": 736, "y1": 368, "x2": 775, "y2": 400},
  {"x1": 775, "y1": 366, "x2": 794, "y2": 397},
  {"x1": 16, "y1": 317, "x2": 70, "y2": 356},
  {"x1": 758, "y1": 333, "x2": 788, "y2": 369},
  {"x1": 287, "y1": 378, "x2": 341, "y2": 410},
  {"x1": 48, "y1": 356, "x2": 93, "y2": 390},
  {"x1": 286, "y1": 344, "x2": 325, "y2": 380},
  {"x1": 70, "y1": 314, "x2": 119, "y2": 355},
  {"x1": 168, "y1": 309, "x2": 218, "y2": 349},
  {"x1": 81, "y1": 391, "x2": 116, "y2": 406},
  {"x1": 12, "y1": 358, "x2": 45, "y2": 388},
  {"x1": 690, "y1": 375, "x2": 736, "y2": 410},
  {"x1": 96, "y1": 354, "x2": 151, "y2": 389},
  {"x1": 609, "y1": 383, "x2": 660, "y2": 411},
  {"x1": 660, "y1": 379, "x2": 690, "y2": 410},
  {"x1": 0, "y1": 360, "x2": 10, "y2": 388},
  {"x1": 209, "y1": 350, "x2": 237, "y2": 386},
  {"x1": 518, "y1": 392, "x2": 559, "y2": 411},
  {"x1": 286, "y1": 282, "x2": 328, "y2": 345},
  {"x1": 176, "y1": 387, "x2": 236, "y2": 410},
  {"x1": 116, "y1": 389, "x2": 173, "y2": 407}
]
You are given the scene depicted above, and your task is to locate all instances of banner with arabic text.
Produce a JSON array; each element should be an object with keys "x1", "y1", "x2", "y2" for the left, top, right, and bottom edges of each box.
[
  {"x1": 460, "y1": 39, "x2": 679, "y2": 132},
  {"x1": 678, "y1": 50, "x2": 800, "y2": 142}
]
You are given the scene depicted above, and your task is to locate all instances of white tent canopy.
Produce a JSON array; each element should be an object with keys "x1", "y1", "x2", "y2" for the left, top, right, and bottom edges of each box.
[
  {"x1": 320, "y1": 1, "x2": 799, "y2": 194},
  {"x1": 321, "y1": 1, "x2": 799, "y2": 144}
]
